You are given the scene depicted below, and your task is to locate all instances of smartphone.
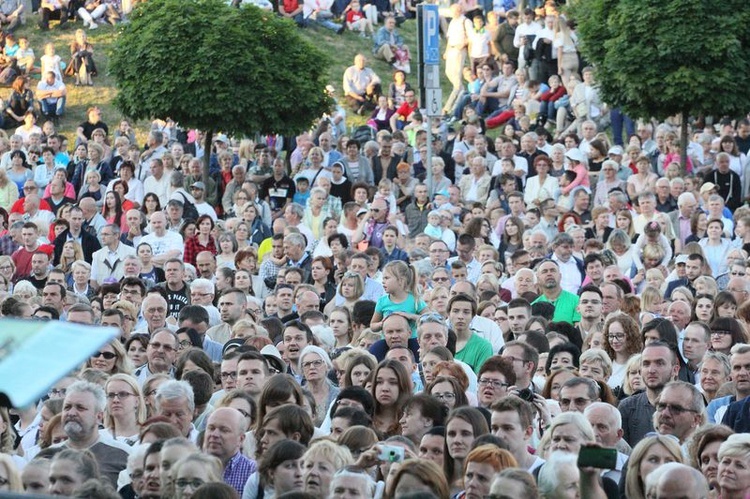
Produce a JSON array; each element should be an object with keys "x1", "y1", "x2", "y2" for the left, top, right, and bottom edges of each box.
[
  {"x1": 378, "y1": 444, "x2": 405, "y2": 463},
  {"x1": 577, "y1": 446, "x2": 618, "y2": 470}
]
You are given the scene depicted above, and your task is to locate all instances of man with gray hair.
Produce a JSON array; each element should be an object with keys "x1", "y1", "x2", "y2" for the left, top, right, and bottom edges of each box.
[
  {"x1": 284, "y1": 232, "x2": 312, "y2": 281},
  {"x1": 652, "y1": 462, "x2": 710, "y2": 499},
  {"x1": 653, "y1": 380, "x2": 706, "y2": 443},
  {"x1": 669, "y1": 176, "x2": 685, "y2": 200},
  {"x1": 549, "y1": 232, "x2": 585, "y2": 294},
  {"x1": 669, "y1": 192, "x2": 698, "y2": 246},
  {"x1": 655, "y1": 177, "x2": 677, "y2": 213},
  {"x1": 584, "y1": 402, "x2": 629, "y2": 483},
  {"x1": 60, "y1": 380, "x2": 130, "y2": 487},
  {"x1": 189, "y1": 278, "x2": 220, "y2": 326},
  {"x1": 91, "y1": 223, "x2": 136, "y2": 286},
  {"x1": 155, "y1": 379, "x2": 198, "y2": 441},
  {"x1": 330, "y1": 468, "x2": 377, "y2": 498},
  {"x1": 283, "y1": 202, "x2": 314, "y2": 252},
  {"x1": 222, "y1": 164, "x2": 247, "y2": 214}
]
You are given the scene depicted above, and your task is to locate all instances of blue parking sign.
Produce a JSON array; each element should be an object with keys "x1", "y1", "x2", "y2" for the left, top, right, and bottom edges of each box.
[{"x1": 421, "y1": 4, "x2": 440, "y2": 65}]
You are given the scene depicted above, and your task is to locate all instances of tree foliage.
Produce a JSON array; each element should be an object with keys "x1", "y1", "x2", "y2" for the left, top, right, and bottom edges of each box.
[
  {"x1": 572, "y1": 0, "x2": 750, "y2": 122},
  {"x1": 109, "y1": 0, "x2": 333, "y2": 138}
]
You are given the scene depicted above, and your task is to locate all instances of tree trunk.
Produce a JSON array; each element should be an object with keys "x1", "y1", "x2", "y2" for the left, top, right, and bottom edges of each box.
[
  {"x1": 202, "y1": 129, "x2": 213, "y2": 188},
  {"x1": 680, "y1": 113, "x2": 688, "y2": 176}
]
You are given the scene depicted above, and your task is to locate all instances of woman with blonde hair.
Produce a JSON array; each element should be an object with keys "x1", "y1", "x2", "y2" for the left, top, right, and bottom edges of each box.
[
  {"x1": 301, "y1": 439, "x2": 354, "y2": 498},
  {"x1": 70, "y1": 29, "x2": 96, "y2": 86},
  {"x1": 172, "y1": 453, "x2": 224, "y2": 499},
  {"x1": 103, "y1": 373, "x2": 146, "y2": 445},
  {"x1": 0, "y1": 454, "x2": 23, "y2": 493},
  {"x1": 86, "y1": 339, "x2": 132, "y2": 375},
  {"x1": 58, "y1": 239, "x2": 84, "y2": 278},
  {"x1": 324, "y1": 271, "x2": 364, "y2": 316},
  {"x1": 625, "y1": 435, "x2": 684, "y2": 499},
  {"x1": 554, "y1": 16, "x2": 578, "y2": 84}
]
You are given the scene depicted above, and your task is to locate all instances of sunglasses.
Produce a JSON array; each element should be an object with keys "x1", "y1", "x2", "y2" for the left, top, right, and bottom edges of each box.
[{"x1": 93, "y1": 351, "x2": 117, "y2": 360}]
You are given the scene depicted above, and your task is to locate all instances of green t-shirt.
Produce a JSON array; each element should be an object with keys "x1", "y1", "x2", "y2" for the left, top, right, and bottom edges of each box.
[
  {"x1": 455, "y1": 333, "x2": 493, "y2": 374},
  {"x1": 532, "y1": 290, "x2": 582, "y2": 324}
]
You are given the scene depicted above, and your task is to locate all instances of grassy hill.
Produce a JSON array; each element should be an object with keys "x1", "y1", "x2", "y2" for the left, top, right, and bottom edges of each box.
[{"x1": 17, "y1": 12, "x2": 448, "y2": 145}]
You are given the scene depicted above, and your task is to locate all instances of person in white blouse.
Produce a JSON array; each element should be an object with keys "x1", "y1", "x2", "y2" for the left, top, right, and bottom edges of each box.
[{"x1": 524, "y1": 155, "x2": 558, "y2": 208}]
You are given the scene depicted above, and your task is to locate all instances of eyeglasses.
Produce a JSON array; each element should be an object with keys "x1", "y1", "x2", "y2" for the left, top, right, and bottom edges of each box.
[
  {"x1": 179, "y1": 340, "x2": 193, "y2": 349},
  {"x1": 220, "y1": 371, "x2": 238, "y2": 380},
  {"x1": 190, "y1": 292, "x2": 212, "y2": 298},
  {"x1": 48, "y1": 388, "x2": 66, "y2": 397},
  {"x1": 302, "y1": 359, "x2": 324, "y2": 369},
  {"x1": 106, "y1": 392, "x2": 135, "y2": 400},
  {"x1": 607, "y1": 334, "x2": 625, "y2": 341},
  {"x1": 432, "y1": 392, "x2": 456, "y2": 401},
  {"x1": 655, "y1": 402, "x2": 697, "y2": 414},
  {"x1": 711, "y1": 330, "x2": 731, "y2": 336},
  {"x1": 175, "y1": 479, "x2": 205, "y2": 490},
  {"x1": 93, "y1": 351, "x2": 117, "y2": 360},
  {"x1": 149, "y1": 342, "x2": 176, "y2": 352},
  {"x1": 504, "y1": 356, "x2": 528, "y2": 364},
  {"x1": 432, "y1": 276, "x2": 450, "y2": 282},
  {"x1": 478, "y1": 378, "x2": 509, "y2": 389}
]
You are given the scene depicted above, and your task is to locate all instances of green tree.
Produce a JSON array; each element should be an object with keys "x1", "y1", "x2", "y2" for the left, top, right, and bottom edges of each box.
[
  {"x1": 572, "y1": 0, "x2": 750, "y2": 170},
  {"x1": 109, "y1": 0, "x2": 332, "y2": 182}
]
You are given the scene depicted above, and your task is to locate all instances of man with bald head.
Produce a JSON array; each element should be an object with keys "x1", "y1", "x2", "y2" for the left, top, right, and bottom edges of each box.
[
  {"x1": 122, "y1": 209, "x2": 146, "y2": 247},
  {"x1": 369, "y1": 313, "x2": 420, "y2": 362},
  {"x1": 203, "y1": 407, "x2": 255, "y2": 495},
  {"x1": 141, "y1": 211, "x2": 183, "y2": 266},
  {"x1": 653, "y1": 463, "x2": 709, "y2": 499},
  {"x1": 195, "y1": 251, "x2": 216, "y2": 280}
]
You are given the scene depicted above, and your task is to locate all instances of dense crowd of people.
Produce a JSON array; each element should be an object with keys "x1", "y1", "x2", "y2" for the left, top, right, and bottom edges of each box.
[{"x1": 0, "y1": 0, "x2": 746, "y2": 498}]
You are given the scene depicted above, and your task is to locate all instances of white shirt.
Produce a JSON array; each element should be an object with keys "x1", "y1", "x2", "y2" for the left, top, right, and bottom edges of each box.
[{"x1": 140, "y1": 230, "x2": 184, "y2": 259}]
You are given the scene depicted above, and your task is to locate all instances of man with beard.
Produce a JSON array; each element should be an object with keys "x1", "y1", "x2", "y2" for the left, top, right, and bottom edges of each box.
[
  {"x1": 576, "y1": 285, "x2": 603, "y2": 340},
  {"x1": 60, "y1": 381, "x2": 130, "y2": 488},
  {"x1": 619, "y1": 341, "x2": 680, "y2": 446},
  {"x1": 531, "y1": 259, "x2": 581, "y2": 324}
]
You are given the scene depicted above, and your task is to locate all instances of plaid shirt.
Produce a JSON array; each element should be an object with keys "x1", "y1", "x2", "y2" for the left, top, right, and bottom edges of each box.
[{"x1": 223, "y1": 452, "x2": 256, "y2": 496}]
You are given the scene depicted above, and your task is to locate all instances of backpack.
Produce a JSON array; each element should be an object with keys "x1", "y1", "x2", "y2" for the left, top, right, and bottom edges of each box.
[
  {"x1": 351, "y1": 125, "x2": 376, "y2": 144},
  {"x1": 177, "y1": 191, "x2": 200, "y2": 221}
]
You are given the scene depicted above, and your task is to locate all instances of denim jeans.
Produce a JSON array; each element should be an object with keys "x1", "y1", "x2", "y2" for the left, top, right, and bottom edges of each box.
[{"x1": 41, "y1": 97, "x2": 65, "y2": 117}]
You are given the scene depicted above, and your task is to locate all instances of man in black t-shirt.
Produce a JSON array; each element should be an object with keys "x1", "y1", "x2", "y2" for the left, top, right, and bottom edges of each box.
[
  {"x1": 261, "y1": 157, "x2": 295, "y2": 219},
  {"x1": 75, "y1": 106, "x2": 108, "y2": 144}
]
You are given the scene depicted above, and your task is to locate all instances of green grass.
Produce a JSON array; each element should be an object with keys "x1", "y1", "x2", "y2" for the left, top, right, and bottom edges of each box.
[
  {"x1": 16, "y1": 12, "x2": 451, "y2": 143},
  {"x1": 298, "y1": 18, "x2": 452, "y2": 129}
]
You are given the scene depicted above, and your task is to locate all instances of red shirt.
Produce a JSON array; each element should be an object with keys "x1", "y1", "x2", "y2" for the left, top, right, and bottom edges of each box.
[
  {"x1": 396, "y1": 101, "x2": 418, "y2": 119},
  {"x1": 282, "y1": 0, "x2": 299, "y2": 13}
]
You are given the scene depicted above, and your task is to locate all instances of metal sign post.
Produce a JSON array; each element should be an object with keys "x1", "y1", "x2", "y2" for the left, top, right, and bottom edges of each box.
[{"x1": 417, "y1": 3, "x2": 441, "y2": 193}]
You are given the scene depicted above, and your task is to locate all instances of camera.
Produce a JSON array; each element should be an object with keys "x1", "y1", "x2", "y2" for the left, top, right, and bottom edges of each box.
[{"x1": 377, "y1": 445, "x2": 405, "y2": 463}]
